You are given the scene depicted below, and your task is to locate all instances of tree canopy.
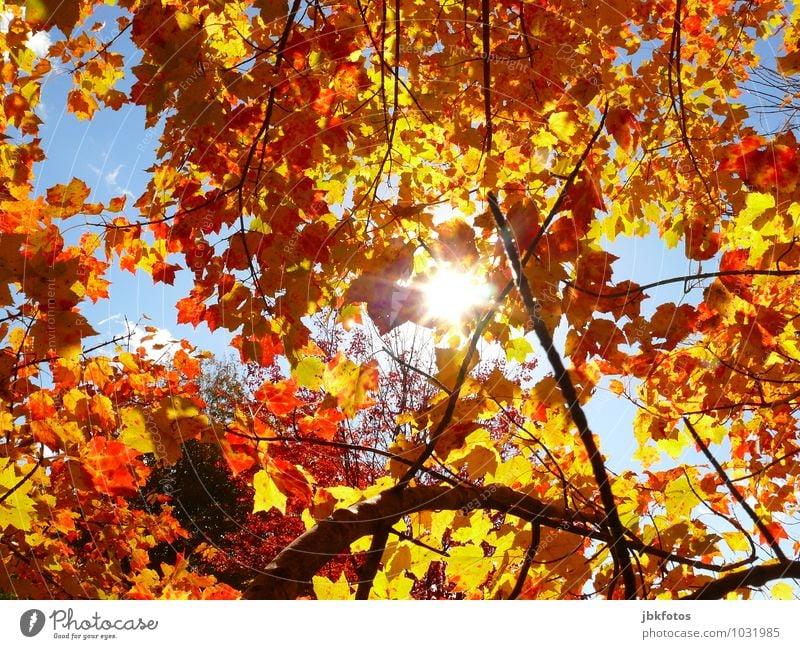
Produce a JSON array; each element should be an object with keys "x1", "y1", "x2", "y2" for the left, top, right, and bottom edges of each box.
[{"x1": 2, "y1": 0, "x2": 800, "y2": 600}]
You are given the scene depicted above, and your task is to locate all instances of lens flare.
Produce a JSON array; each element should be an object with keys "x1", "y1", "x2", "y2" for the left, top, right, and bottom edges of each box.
[{"x1": 421, "y1": 266, "x2": 491, "y2": 323}]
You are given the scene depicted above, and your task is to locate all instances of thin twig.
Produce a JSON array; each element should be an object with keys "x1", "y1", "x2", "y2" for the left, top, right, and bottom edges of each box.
[{"x1": 508, "y1": 522, "x2": 540, "y2": 599}]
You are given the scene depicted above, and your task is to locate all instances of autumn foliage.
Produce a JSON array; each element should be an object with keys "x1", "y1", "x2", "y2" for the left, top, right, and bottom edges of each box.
[{"x1": 3, "y1": 0, "x2": 800, "y2": 600}]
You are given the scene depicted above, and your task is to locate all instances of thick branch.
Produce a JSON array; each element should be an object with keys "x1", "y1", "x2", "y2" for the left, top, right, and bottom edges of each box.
[
  {"x1": 355, "y1": 525, "x2": 390, "y2": 599},
  {"x1": 681, "y1": 561, "x2": 800, "y2": 600},
  {"x1": 243, "y1": 484, "x2": 592, "y2": 599}
]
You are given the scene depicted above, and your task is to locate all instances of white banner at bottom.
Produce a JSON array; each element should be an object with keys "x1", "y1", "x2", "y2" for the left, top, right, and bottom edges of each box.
[{"x1": 0, "y1": 600, "x2": 797, "y2": 648}]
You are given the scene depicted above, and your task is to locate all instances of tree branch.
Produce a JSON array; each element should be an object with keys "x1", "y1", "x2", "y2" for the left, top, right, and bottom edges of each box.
[
  {"x1": 508, "y1": 522, "x2": 540, "y2": 599},
  {"x1": 684, "y1": 418, "x2": 787, "y2": 561},
  {"x1": 681, "y1": 560, "x2": 800, "y2": 599},
  {"x1": 243, "y1": 483, "x2": 594, "y2": 599},
  {"x1": 355, "y1": 525, "x2": 390, "y2": 599},
  {"x1": 481, "y1": 0, "x2": 492, "y2": 155},
  {"x1": 565, "y1": 268, "x2": 800, "y2": 300},
  {"x1": 488, "y1": 192, "x2": 637, "y2": 599}
]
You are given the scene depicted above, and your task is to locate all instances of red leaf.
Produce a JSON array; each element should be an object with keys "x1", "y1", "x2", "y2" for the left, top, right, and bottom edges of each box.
[
  {"x1": 718, "y1": 249, "x2": 753, "y2": 299},
  {"x1": 718, "y1": 132, "x2": 799, "y2": 192},
  {"x1": 606, "y1": 106, "x2": 639, "y2": 151}
]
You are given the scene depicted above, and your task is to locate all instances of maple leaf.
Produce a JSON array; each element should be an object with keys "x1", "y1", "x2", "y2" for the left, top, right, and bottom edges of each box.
[
  {"x1": 606, "y1": 106, "x2": 639, "y2": 151},
  {"x1": 6, "y1": 0, "x2": 800, "y2": 604},
  {"x1": 254, "y1": 379, "x2": 302, "y2": 416},
  {"x1": 26, "y1": 0, "x2": 82, "y2": 36},
  {"x1": 718, "y1": 132, "x2": 800, "y2": 192},
  {"x1": 322, "y1": 353, "x2": 378, "y2": 418},
  {"x1": 81, "y1": 437, "x2": 146, "y2": 497},
  {"x1": 46, "y1": 177, "x2": 90, "y2": 218},
  {"x1": 0, "y1": 458, "x2": 37, "y2": 531}
]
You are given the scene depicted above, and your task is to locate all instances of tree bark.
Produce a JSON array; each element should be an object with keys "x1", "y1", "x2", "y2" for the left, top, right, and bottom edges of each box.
[{"x1": 243, "y1": 484, "x2": 596, "y2": 599}]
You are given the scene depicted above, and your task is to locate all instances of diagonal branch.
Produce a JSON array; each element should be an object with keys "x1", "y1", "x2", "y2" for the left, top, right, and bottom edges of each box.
[
  {"x1": 683, "y1": 418, "x2": 787, "y2": 561},
  {"x1": 521, "y1": 101, "x2": 609, "y2": 267},
  {"x1": 355, "y1": 525, "x2": 391, "y2": 599},
  {"x1": 508, "y1": 522, "x2": 540, "y2": 599},
  {"x1": 488, "y1": 192, "x2": 638, "y2": 599}
]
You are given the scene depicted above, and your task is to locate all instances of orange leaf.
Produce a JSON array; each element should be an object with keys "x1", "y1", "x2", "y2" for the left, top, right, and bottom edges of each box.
[
  {"x1": 46, "y1": 178, "x2": 91, "y2": 218},
  {"x1": 254, "y1": 380, "x2": 302, "y2": 416},
  {"x1": 81, "y1": 437, "x2": 146, "y2": 496}
]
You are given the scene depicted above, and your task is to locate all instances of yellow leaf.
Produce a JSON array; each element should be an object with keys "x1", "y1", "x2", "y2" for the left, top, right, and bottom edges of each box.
[
  {"x1": 451, "y1": 511, "x2": 492, "y2": 544},
  {"x1": 0, "y1": 458, "x2": 37, "y2": 532},
  {"x1": 150, "y1": 396, "x2": 209, "y2": 463},
  {"x1": 428, "y1": 510, "x2": 456, "y2": 544},
  {"x1": 119, "y1": 408, "x2": 155, "y2": 454},
  {"x1": 740, "y1": 192, "x2": 775, "y2": 224},
  {"x1": 434, "y1": 346, "x2": 478, "y2": 390},
  {"x1": 476, "y1": 369, "x2": 517, "y2": 403},
  {"x1": 322, "y1": 353, "x2": 378, "y2": 417},
  {"x1": 771, "y1": 582, "x2": 794, "y2": 600},
  {"x1": 506, "y1": 336, "x2": 533, "y2": 364},
  {"x1": 117, "y1": 351, "x2": 139, "y2": 373},
  {"x1": 491, "y1": 454, "x2": 533, "y2": 488},
  {"x1": 370, "y1": 570, "x2": 414, "y2": 599},
  {"x1": 46, "y1": 177, "x2": 90, "y2": 218},
  {"x1": 293, "y1": 356, "x2": 324, "y2": 390},
  {"x1": 312, "y1": 572, "x2": 352, "y2": 599},
  {"x1": 385, "y1": 544, "x2": 413, "y2": 577},
  {"x1": 722, "y1": 531, "x2": 750, "y2": 553},
  {"x1": 548, "y1": 111, "x2": 577, "y2": 141},
  {"x1": 457, "y1": 445, "x2": 500, "y2": 482},
  {"x1": 657, "y1": 437, "x2": 686, "y2": 461},
  {"x1": 664, "y1": 475, "x2": 701, "y2": 520},
  {"x1": 253, "y1": 469, "x2": 287, "y2": 515},
  {"x1": 446, "y1": 545, "x2": 492, "y2": 592}
]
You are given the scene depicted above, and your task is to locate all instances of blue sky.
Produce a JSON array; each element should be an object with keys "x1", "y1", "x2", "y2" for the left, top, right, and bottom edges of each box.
[{"x1": 27, "y1": 5, "x2": 237, "y2": 361}]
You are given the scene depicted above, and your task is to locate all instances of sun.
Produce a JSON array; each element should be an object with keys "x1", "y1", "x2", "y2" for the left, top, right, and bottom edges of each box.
[{"x1": 421, "y1": 265, "x2": 492, "y2": 324}]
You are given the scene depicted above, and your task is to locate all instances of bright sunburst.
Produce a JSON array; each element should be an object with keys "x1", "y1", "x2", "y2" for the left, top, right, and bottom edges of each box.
[{"x1": 421, "y1": 265, "x2": 492, "y2": 324}]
